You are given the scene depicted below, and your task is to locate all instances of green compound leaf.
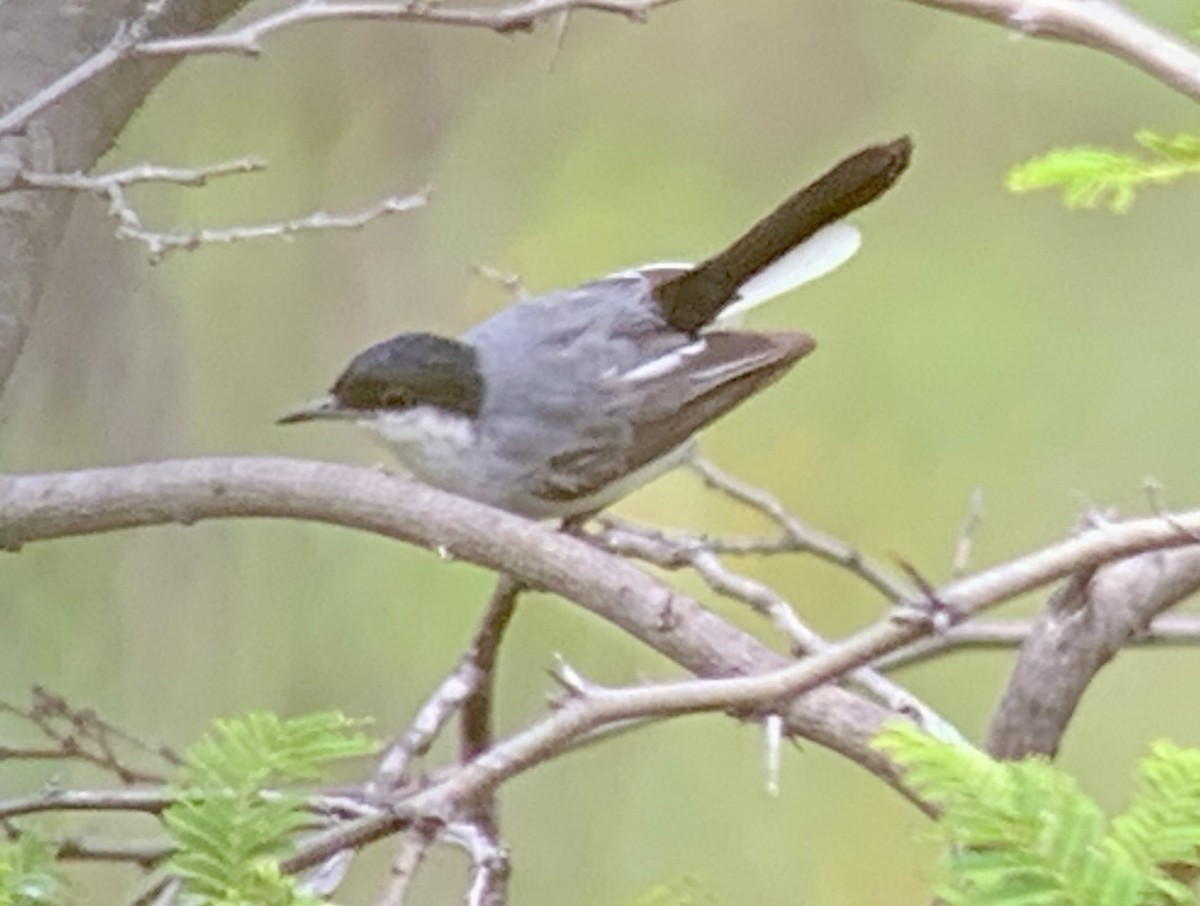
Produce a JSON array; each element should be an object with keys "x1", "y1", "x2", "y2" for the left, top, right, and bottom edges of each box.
[
  {"x1": 0, "y1": 836, "x2": 67, "y2": 906},
  {"x1": 1008, "y1": 130, "x2": 1200, "y2": 212},
  {"x1": 875, "y1": 723, "x2": 1200, "y2": 906},
  {"x1": 164, "y1": 711, "x2": 376, "y2": 906}
]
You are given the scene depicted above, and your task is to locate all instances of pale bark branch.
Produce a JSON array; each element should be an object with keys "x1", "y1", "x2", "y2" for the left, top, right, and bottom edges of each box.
[
  {"x1": 5, "y1": 457, "x2": 1200, "y2": 786},
  {"x1": 0, "y1": 0, "x2": 254, "y2": 397},
  {"x1": 686, "y1": 453, "x2": 914, "y2": 601},
  {"x1": 138, "y1": 0, "x2": 683, "y2": 59},
  {"x1": 901, "y1": 0, "x2": 1200, "y2": 103},
  {"x1": 9, "y1": 457, "x2": 1200, "y2": 878},
  {"x1": 876, "y1": 612, "x2": 1200, "y2": 670},
  {"x1": 460, "y1": 577, "x2": 522, "y2": 763},
  {"x1": 589, "y1": 516, "x2": 945, "y2": 727},
  {"x1": 53, "y1": 836, "x2": 172, "y2": 868},
  {"x1": 375, "y1": 827, "x2": 434, "y2": 906},
  {"x1": 0, "y1": 789, "x2": 171, "y2": 821},
  {"x1": 986, "y1": 547, "x2": 1200, "y2": 759},
  {"x1": 0, "y1": 0, "x2": 682, "y2": 398},
  {"x1": 0, "y1": 456, "x2": 907, "y2": 791}
]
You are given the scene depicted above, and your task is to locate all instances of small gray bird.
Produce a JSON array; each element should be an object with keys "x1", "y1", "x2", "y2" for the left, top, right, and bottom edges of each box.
[{"x1": 279, "y1": 138, "x2": 911, "y2": 519}]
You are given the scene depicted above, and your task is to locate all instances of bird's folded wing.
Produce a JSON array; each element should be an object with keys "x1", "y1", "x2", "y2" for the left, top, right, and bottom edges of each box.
[{"x1": 531, "y1": 330, "x2": 814, "y2": 504}]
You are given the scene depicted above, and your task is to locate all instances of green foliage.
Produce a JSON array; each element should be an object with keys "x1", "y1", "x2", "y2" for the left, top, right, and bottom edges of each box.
[
  {"x1": 875, "y1": 723, "x2": 1200, "y2": 906},
  {"x1": 164, "y1": 712, "x2": 376, "y2": 906},
  {"x1": 1008, "y1": 131, "x2": 1200, "y2": 212},
  {"x1": 0, "y1": 836, "x2": 66, "y2": 906}
]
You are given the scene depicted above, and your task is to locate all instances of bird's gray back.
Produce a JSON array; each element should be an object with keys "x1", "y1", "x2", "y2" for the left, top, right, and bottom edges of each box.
[
  {"x1": 462, "y1": 275, "x2": 679, "y2": 510},
  {"x1": 465, "y1": 273, "x2": 671, "y2": 415}
]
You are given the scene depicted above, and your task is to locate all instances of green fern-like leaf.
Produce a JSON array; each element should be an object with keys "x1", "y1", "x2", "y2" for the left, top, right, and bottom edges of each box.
[
  {"x1": 180, "y1": 711, "x2": 375, "y2": 792},
  {"x1": 1008, "y1": 130, "x2": 1200, "y2": 212},
  {"x1": 875, "y1": 724, "x2": 1200, "y2": 906},
  {"x1": 1109, "y1": 740, "x2": 1200, "y2": 901},
  {"x1": 0, "y1": 836, "x2": 66, "y2": 906},
  {"x1": 164, "y1": 711, "x2": 376, "y2": 906}
]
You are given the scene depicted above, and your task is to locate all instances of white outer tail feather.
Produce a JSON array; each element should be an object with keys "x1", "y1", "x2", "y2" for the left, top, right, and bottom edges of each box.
[{"x1": 717, "y1": 221, "x2": 862, "y2": 324}]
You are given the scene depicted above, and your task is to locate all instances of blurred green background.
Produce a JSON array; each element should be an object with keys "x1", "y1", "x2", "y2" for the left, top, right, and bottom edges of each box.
[{"x1": 5, "y1": 0, "x2": 1200, "y2": 901}]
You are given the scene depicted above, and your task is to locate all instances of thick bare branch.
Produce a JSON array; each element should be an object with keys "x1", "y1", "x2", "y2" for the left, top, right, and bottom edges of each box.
[
  {"x1": 901, "y1": 0, "x2": 1200, "y2": 103},
  {"x1": 7, "y1": 459, "x2": 1200, "y2": 764},
  {"x1": 222, "y1": 491, "x2": 1200, "y2": 871},
  {"x1": 986, "y1": 547, "x2": 1200, "y2": 759},
  {"x1": 0, "y1": 457, "x2": 904, "y2": 789}
]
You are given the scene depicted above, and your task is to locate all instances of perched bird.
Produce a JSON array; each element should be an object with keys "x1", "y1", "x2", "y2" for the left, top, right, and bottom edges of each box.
[{"x1": 279, "y1": 138, "x2": 911, "y2": 519}]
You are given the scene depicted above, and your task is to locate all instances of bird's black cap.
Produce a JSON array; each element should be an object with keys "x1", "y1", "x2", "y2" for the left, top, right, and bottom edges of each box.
[{"x1": 277, "y1": 332, "x2": 484, "y2": 423}]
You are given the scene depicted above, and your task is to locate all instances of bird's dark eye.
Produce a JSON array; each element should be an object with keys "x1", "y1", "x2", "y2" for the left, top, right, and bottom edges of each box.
[{"x1": 380, "y1": 388, "x2": 412, "y2": 409}]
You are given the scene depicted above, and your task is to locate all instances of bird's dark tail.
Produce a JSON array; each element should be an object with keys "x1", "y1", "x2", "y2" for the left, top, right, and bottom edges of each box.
[{"x1": 654, "y1": 137, "x2": 912, "y2": 333}]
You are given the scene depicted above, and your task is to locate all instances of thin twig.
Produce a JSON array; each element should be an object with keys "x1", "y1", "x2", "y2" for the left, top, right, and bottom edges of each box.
[
  {"x1": 0, "y1": 0, "x2": 681, "y2": 138},
  {"x1": 281, "y1": 606, "x2": 942, "y2": 874},
  {"x1": 375, "y1": 665, "x2": 482, "y2": 793},
  {"x1": 9, "y1": 157, "x2": 266, "y2": 193},
  {"x1": 7, "y1": 158, "x2": 423, "y2": 262},
  {"x1": 461, "y1": 576, "x2": 523, "y2": 763},
  {"x1": 877, "y1": 612, "x2": 1200, "y2": 670},
  {"x1": 375, "y1": 826, "x2": 435, "y2": 906},
  {"x1": 0, "y1": 789, "x2": 171, "y2": 821},
  {"x1": 136, "y1": 0, "x2": 684, "y2": 58},
  {"x1": 54, "y1": 836, "x2": 172, "y2": 868},
  {"x1": 454, "y1": 577, "x2": 521, "y2": 906},
  {"x1": 686, "y1": 452, "x2": 914, "y2": 602},
  {"x1": 473, "y1": 264, "x2": 529, "y2": 299},
  {"x1": 589, "y1": 517, "x2": 946, "y2": 727},
  {"x1": 950, "y1": 488, "x2": 984, "y2": 578},
  {"x1": 126, "y1": 184, "x2": 428, "y2": 263},
  {"x1": 445, "y1": 821, "x2": 511, "y2": 906},
  {"x1": 0, "y1": 688, "x2": 174, "y2": 784}
]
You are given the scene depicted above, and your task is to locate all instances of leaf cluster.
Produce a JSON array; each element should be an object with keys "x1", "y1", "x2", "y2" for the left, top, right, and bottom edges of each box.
[
  {"x1": 1008, "y1": 131, "x2": 1200, "y2": 212},
  {"x1": 163, "y1": 712, "x2": 376, "y2": 906},
  {"x1": 0, "y1": 837, "x2": 66, "y2": 906},
  {"x1": 875, "y1": 724, "x2": 1200, "y2": 906}
]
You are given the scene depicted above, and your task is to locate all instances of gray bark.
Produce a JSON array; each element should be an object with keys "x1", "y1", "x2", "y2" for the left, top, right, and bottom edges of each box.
[{"x1": 0, "y1": 0, "x2": 253, "y2": 397}]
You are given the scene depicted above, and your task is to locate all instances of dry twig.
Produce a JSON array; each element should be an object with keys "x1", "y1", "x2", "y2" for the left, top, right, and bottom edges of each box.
[
  {"x1": 0, "y1": 0, "x2": 682, "y2": 139},
  {"x1": 687, "y1": 453, "x2": 915, "y2": 602}
]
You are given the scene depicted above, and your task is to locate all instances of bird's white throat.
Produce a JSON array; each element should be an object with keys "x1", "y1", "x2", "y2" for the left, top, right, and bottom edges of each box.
[{"x1": 360, "y1": 406, "x2": 478, "y2": 485}]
